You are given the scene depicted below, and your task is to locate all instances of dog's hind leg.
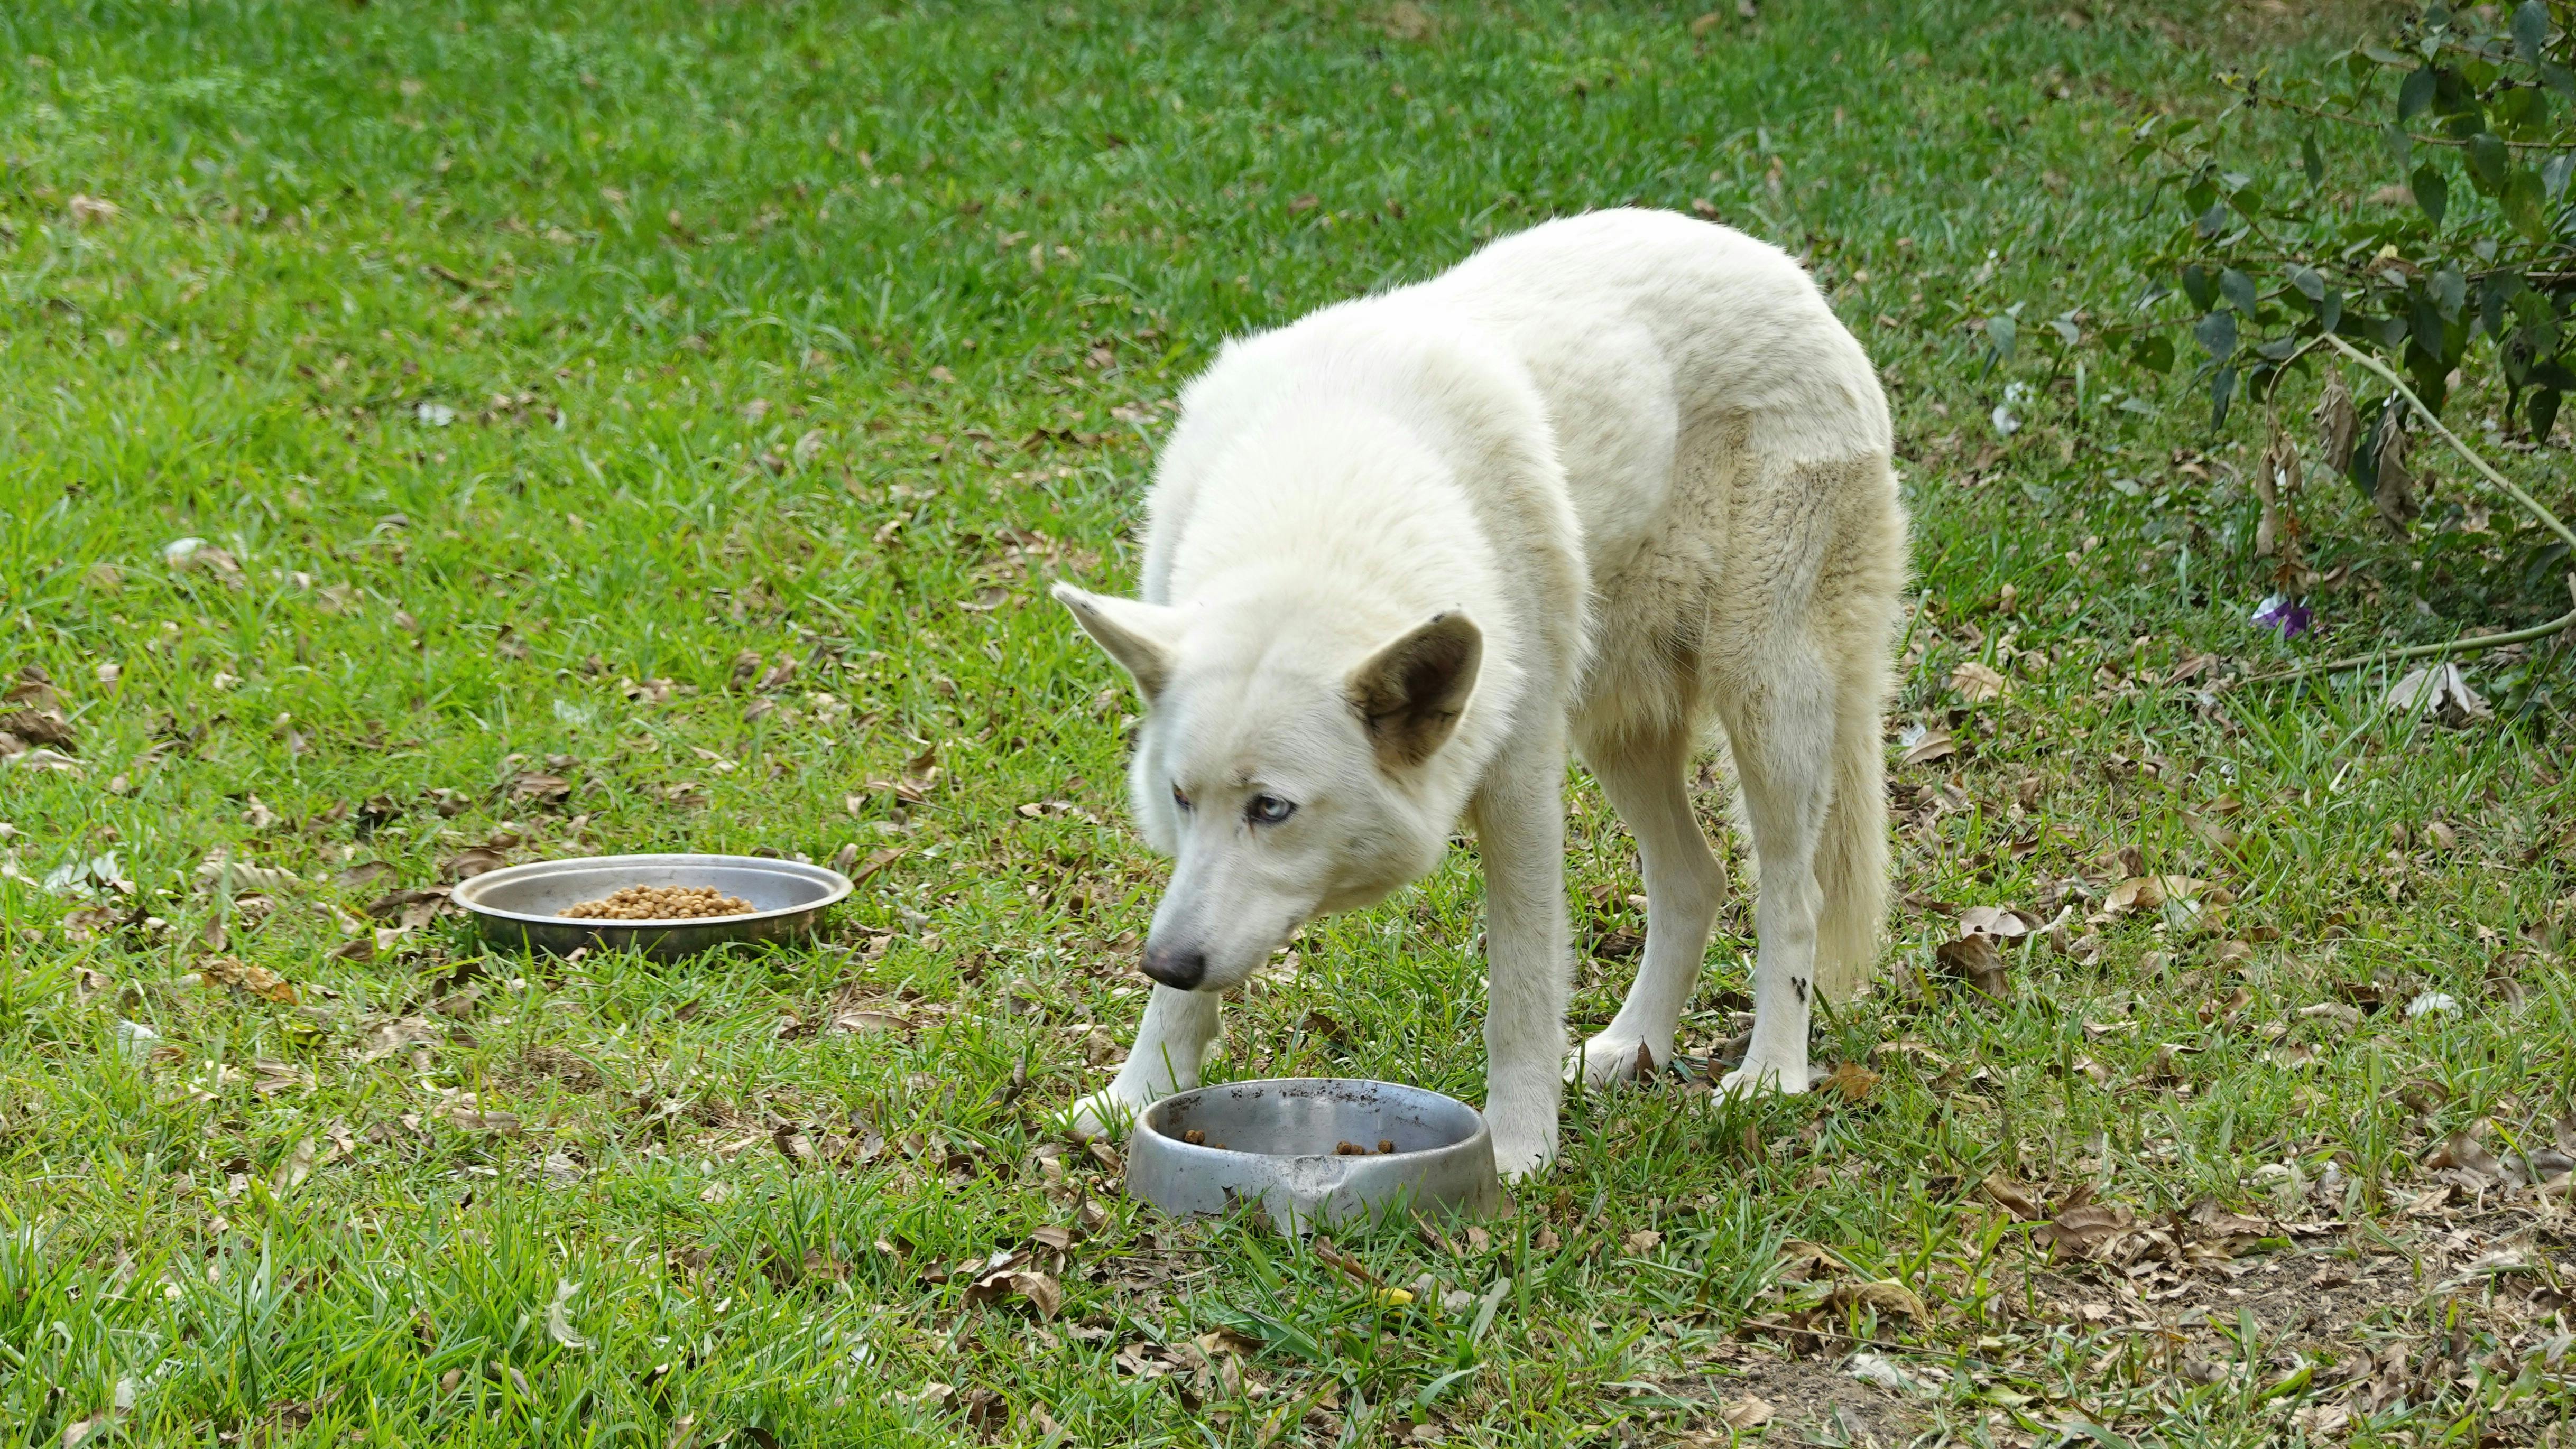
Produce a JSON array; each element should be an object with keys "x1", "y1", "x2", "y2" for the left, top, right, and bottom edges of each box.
[
  {"x1": 1061, "y1": 986, "x2": 1221, "y2": 1140},
  {"x1": 1710, "y1": 650, "x2": 1838, "y2": 1097},
  {"x1": 1566, "y1": 721, "x2": 1726, "y2": 1088}
]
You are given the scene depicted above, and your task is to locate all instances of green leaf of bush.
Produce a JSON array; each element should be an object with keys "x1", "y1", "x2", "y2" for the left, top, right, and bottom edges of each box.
[
  {"x1": 2411, "y1": 163, "x2": 2449, "y2": 224},
  {"x1": 2195, "y1": 309, "x2": 2238, "y2": 360}
]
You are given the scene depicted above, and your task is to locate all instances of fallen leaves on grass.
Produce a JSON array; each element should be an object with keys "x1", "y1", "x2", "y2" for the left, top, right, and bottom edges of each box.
[
  {"x1": 1844, "y1": 1350, "x2": 1933, "y2": 1393},
  {"x1": 2384, "y1": 662, "x2": 2490, "y2": 727},
  {"x1": 509, "y1": 772, "x2": 574, "y2": 806},
  {"x1": 195, "y1": 850, "x2": 300, "y2": 894},
  {"x1": 1719, "y1": 1395, "x2": 1772, "y2": 1429},
  {"x1": 546, "y1": 1279, "x2": 592, "y2": 1350},
  {"x1": 365, "y1": 886, "x2": 453, "y2": 931},
  {"x1": 827, "y1": 999, "x2": 912, "y2": 1035},
  {"x1": 161, "y1": 536, "x2": 243, "y2": 585},
  {"x1": 339, "y1": 859, "x2": 398, "y2": 891},
  {"x1": 1896, "y1": 721, "x2": 1955, "y2": 767},
  {"x1": 43, "y1": 852, "x2": 131, "y2": 897},
  {"x1": 191, "y1": 956, "x2": 297, "y2": 1005},
  {"x1": 440, "y1": 1099, "x2": 524, "y2": 1135},
  {"x1": 1819, "y1": 1061, "x2": 1880, "y2": 1102},
  {"x1": 1949, "y1": 659, "x2": 2007, "y2": 703},
  {"x1": 961, "y1": 1252, "x2": 1064, "y2": 1318},
  {"x1": 438, "y1": 840, "x2": 513, "y2": 881},
  {"x1": 2031, "y1": 1201, "x2": 2139, "y2": 1261},
  {"x1": 1933, "y1": 932, "x2": 2008, "y2": 1000},
  {"x1": 0, "y1": 667, "x2": 76, "y2": 753},
  {"x1": 1826, "y1": 1278, "x2": 1927, "y2": 1321},
  {"x1": 1981, "y1": 1172, "x2": 2045, "y2": 1221}
]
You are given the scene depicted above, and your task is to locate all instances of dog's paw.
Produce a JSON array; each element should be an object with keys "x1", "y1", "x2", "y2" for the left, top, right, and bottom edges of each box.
[
  {"x1": 1059, "y1": 1087, "x2": 1149, "y2": 1141},
  {"x1": 1486, "y1": 1114, "x2": 1559, "y2": 1182},
  {"x1": 1714, "y1": 1056, "x2": 1811, "y2": 1098},
  {"x1": 1564, "y1": 1031, "x2": 1669, "y2": 1089}
]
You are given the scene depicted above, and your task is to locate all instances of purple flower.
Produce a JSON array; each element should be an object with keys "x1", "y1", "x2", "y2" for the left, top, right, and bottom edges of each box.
[{"x1": 2251, "y1": 592, "x2": 2313, "y2": 642}]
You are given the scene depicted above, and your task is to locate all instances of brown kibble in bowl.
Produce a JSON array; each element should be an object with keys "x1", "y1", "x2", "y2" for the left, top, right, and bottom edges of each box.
[
  {"x1": 1183, "y1": 1129, "x2": 1207, "y2": 1146},
  {"x1": 559, "y1": 884, "x2": 755, "y2": 921},
  {"x1": 1377, "y1": 1139, "x2": 1395, "y2": 1154}
]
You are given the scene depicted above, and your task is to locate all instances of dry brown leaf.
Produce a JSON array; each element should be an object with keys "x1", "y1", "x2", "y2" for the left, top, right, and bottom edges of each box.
[
  {"x1": 829, "y1": 1008, "x2": 909, "y2": 1035},
  {"x1": 1956, "y1": 904, "x2": 2038, "y2": 939},
  {"x1": 2254, "y1": 429, "x2": 2302, "y2": 560},
  {"x1": 2033, "y1": 1202, "x2": 2136, "y2": 1260},
  {"x1": 1933, "y1": 933, "x2": 2008, "y2": 1000},
  {"x1": 1981, "y1": 1172, "x2": 2044, "y2": 1221},
  {"x1": 196, "y1": 851, "x2": 300, "y2": 893},
  {"x1": 444, "y1": 1104, "x2": 523, "y2": 1136},
  {"x1": 2314, "y1": 373, "x2": 2359, "y2": 472},
  {"x1": 1826, "y1": 1278, "x2": 1927, "y2": 1321},
  {"x1": 1008, "y1": 1269, "x2": 1063, "y2": 1318},
  {"x1": 510, "y1": 773, "x2": 573, "y2": 805},
  {"x1": 1774, "y1": 1239, "x2": 1835, "y2": 1282},
  {"x1": 1898, "y1": 724, "x2": 1956, "y2": 768},
  {"x1": 1949, "y1": 660, "x2": 2008, "y2": 703},
  {"x1": 2425, "y1": 1124, "x2": 2508, "y2": 1185},
  {"x1": 1624, "y1": 1229, "x2": 1664, "y2": 1255},
  {"x1": 2383, "y1": 662, "x2": 2490, "y2": 727},
  {"x1": 2185, "y1": 1197, "x2": 2272, "y2": 1241},
  {"x1": 195, "y1": 956, "x2": 297, "y2": 1005},
  {"x1": 2370, "y1": 404, "x2": 2418, "y2": 533},
  {"x1": 1821, "y1": 1061, "x2": 1880, "y2": 1102},
  {"x1": 439, "y1": 846, "x2": 509, "y2": 881},
  {"x1": 1720, "y1": 1395, "x2": 1773, "y2": 1429}
]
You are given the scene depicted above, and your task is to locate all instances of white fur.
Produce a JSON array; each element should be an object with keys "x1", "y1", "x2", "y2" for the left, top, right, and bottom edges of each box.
[{"x1": 1055, "y1": 209, "x2": 1908, "y2": 1177}]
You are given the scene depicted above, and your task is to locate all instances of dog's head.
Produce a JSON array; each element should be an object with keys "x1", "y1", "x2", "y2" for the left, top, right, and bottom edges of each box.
[{"x1": 1054, "y1": 581, "x2": 1482, "y2": 993}]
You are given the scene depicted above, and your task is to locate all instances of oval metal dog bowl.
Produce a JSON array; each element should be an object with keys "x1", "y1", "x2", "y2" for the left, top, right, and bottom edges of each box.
[
  {"x1": 451, "y1": 853, "x2": 851, "y2": 960},
  {"x1": 1126, "y1": 1078, "x2": 1503, "y2": 1231}
]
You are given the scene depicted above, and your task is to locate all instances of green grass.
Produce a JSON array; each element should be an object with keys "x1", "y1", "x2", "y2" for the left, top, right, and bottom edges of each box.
[{"x1": 6, "y1": 1, "x2": 2574, "y2": 1445}]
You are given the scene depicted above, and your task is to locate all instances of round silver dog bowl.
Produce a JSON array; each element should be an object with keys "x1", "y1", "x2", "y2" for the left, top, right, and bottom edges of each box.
[
  {"x1": 450, "y1": 853, "x2": 851, "y2": 960},
  {"x1": 1125, "y1": 1078, "x2": 1503, "y2": 1231}
]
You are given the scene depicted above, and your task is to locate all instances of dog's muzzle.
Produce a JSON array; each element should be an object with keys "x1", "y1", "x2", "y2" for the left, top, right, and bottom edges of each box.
[{"x1": 1140, "y1": 943, "x2": 1207, "y2": 991}]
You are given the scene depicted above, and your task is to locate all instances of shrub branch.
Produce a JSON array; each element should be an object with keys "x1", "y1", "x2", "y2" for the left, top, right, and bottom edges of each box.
[{"x1": 2249, "y1": 334, "x2": 2576, "y2": 685}]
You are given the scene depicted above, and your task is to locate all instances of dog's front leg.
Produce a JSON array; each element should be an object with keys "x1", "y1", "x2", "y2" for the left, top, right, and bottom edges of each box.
[
  {"x1": 1062, "y1": 985, "x2": 1220, "y2": 1140},
  {"x1": 1469, "y1": 744, "x2": 1570, "y2": 1179}
]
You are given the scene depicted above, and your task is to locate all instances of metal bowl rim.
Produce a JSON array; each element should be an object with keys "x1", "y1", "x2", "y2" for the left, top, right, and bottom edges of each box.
[
  {"x1": 1136, "y1": 1076, "x2": 1490, "y2": 1165},
  {"x1": 449, "y1": 853, "x2": 854, "y2": 928}
]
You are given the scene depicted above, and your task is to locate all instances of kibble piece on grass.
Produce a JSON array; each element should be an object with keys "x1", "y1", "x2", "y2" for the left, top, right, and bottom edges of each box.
[{"x1": 558, "y1": 885, "x2": 755, "y2": 921}]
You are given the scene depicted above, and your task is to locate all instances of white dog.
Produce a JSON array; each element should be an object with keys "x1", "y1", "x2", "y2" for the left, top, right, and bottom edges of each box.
[{"x1": 1053, "y1": 209, "x2": 1906, "y2": 1177}]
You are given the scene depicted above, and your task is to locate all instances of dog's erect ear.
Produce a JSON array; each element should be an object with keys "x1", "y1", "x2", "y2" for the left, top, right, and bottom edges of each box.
[
  {"x1": 1052, "y1": 582, "x2": 1181, "y2": 701},
  {"x1": 1346, "y1": 611, "x2": 1482, "y2": 770}
]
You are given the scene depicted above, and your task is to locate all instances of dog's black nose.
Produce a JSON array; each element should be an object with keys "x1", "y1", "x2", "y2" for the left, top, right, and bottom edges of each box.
[{"x1": 1140, "y1": 944, "x2": 1207, "y2": 990}]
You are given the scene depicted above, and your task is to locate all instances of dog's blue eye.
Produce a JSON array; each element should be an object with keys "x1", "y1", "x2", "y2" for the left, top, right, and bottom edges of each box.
[{"x1": 1247, "y1": 794, "x2": 1296, "y2": 825}]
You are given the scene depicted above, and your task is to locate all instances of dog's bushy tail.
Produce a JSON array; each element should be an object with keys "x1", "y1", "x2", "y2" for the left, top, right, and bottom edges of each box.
[
  {"x1": 1812, "y1": 479, "x2": 1905, "y2": 1002},
  {"x1": 1811, "y1": 666, "x2": 1888, "y2": 1002}
]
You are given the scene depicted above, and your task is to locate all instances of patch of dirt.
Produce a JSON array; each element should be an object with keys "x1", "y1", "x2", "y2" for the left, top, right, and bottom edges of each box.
[
  {"x1": 1706, "y1": 1348, "x2": 1925, "y2": 1444},
  {"x1": 507, "y1": 1044, "x2": 605, "y2": 1092}
]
